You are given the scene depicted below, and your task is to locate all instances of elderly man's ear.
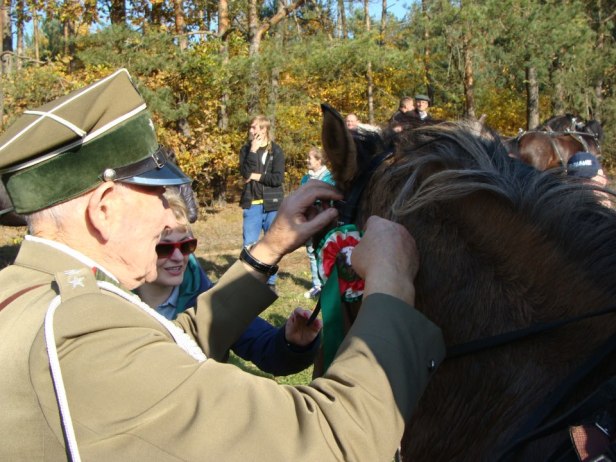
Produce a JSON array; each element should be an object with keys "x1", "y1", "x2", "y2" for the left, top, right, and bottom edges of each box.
[{"x1": 87, "y1": 182, "x2": 120, "y2": 242}]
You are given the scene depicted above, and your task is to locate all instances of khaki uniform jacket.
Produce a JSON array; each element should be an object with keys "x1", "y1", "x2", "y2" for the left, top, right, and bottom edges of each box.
[{"x1": 0, "y1": 238, "x2": 445, "y2": 461}]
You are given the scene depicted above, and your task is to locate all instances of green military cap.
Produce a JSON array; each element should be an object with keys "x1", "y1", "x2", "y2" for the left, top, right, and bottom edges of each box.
[
  {"x1": 414, "y1": 94, "x2": 431, "y2": 103},
  {"x1": 0, "y1": 68, "x2": 190, "y2": 214}
]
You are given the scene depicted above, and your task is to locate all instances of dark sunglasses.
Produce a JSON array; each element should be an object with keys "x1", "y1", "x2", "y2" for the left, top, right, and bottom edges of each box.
[{"x1": 155, "y1": 238, "x2": 198, "y2": 259}]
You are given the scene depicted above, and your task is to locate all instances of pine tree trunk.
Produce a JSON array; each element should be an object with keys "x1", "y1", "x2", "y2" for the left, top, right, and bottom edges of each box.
[
  {"x1": 15, "y1": 0, "x2": 24, "y2": 70},
  {"x1": 217, "y1": 0, "x2": 230, "y2": 130},
  {"x1": 0, "y1": 0, "x2": 12, "y2": 75},
  {"x1": 549, "y1": 55, "x2": 565, "y2": 116},
  {"x1": 338, "y1": 0, "x2": 347, "y2": 39},
  {"x1": 526, "y1": 65, "x2": 540, "y2": 130},
  {"x1": 380, "y1": 0, "x2": 387, "y2": 35},
  {"x1": 109, "y1": 0, "x2": 126, "y2": 24},
  {"x1": 33, "y1": 12, "x2": 40, "y2": 63},
  {"x1": 421, "y1": 0, "x2": 434, "y2": 101},
  {"x1": 174, "y1": 0, "x2": 187, "y2": 50},
  {"x1": 462, "y1": 33, "x2": 475, "y2": 119},
  {"x1": 247, "y1": 0, "x2": 306, "y2": 114},
  {"x1": 247, "y1": 0, "x2": 260, "y2": 114},
  {"x1": 364, "y1": 0, "x2": 374, "y2": 123},
  {"x1": 592, "y1": 10, "x2": 605, "y2": 121}
]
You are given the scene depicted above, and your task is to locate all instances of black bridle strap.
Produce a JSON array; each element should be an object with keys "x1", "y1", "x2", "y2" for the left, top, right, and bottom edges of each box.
[
  {"x1": 446, "y1": 304, "x2": 616, "y2": 359},
  {"x1": 338, "y1": 151, "x2": 393, "y2": 225},
  {"x1": 548, "y1": 136, "x2": 568, "y2": 169}
]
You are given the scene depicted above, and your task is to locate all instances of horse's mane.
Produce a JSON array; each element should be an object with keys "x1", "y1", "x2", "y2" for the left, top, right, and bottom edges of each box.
[
  {"x1": 540, "y1": 113, "x2": 604, "y2": 143},
  {"x1": 541, "y1": 113, "x2": 579, "y2": 131},
  {"x1": 365, "y1": 120, "x2": 616, "y2": 294}
]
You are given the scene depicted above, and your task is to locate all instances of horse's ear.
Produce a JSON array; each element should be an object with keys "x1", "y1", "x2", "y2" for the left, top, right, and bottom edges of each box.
[
  {"x1": 585, "y1": 120, "x2": 603, "y2": 142},
  {"x1": 321, "y1": 104, "x2": 358, "y2": 193}
]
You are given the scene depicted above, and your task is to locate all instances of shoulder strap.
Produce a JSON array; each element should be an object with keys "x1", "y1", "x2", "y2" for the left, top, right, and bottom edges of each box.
[
  {"x1": 55, "y1": 267, "x2": 100, "y2": 301},
  {"x1": 0, "y1": 284, "x2": 46, "y2": 312}
]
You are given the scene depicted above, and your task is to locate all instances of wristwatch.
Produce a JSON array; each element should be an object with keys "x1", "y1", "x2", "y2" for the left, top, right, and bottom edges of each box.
[{"x1": 240, "y1": 245, "x2": 279, "y2": 277}]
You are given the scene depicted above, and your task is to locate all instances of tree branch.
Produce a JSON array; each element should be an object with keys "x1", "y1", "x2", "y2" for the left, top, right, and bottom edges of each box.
[{"x1": 255, "y1": 0, "x2": 307, "y2": 42}]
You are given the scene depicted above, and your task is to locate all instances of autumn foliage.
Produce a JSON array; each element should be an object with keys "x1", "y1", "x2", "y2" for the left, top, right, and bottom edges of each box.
[{"x1": 0, "y1": 0, "x2": 614, "y2": 204}]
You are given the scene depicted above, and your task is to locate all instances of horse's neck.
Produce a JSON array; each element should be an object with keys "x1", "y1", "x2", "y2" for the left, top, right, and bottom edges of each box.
[{"x1": 401, "y1": 194, "x2": 616, "y2": 460}]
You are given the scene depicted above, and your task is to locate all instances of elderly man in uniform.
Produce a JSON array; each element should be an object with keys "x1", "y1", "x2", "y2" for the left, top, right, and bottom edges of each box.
[{"x1": 0, "y1": 69, "x2": 445, "y2": 461}]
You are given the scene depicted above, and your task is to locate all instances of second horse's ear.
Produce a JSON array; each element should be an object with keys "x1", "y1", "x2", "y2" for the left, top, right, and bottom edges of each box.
[{"x1": 321, "y1": 104, "x2": 358, "y2": 194}]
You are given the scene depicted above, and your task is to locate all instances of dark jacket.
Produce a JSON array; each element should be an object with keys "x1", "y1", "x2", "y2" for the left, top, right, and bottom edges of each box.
[
  {"x1": 239, "y1": 141, "x2": 285, "y2": 211},
  {"x1": 180, "y1": 254, "x2": 319, "y2": 376},
  {"x1": 407, "y1": 108, "x2": 432, "y2": 121}
]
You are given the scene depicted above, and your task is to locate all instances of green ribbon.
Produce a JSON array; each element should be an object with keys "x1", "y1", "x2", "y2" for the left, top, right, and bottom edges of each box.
[{"x1": 321, "y1": 265, "x2": 346, "y2": 371}]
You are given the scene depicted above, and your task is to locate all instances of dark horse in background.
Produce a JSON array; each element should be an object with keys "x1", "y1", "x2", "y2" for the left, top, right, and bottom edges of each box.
[
  {"x1": 318, "y1": 105, "x2": 616, "y2": 461},
  {"x1": 506, "y1": 114, "x2": 603, "y2": 171}
]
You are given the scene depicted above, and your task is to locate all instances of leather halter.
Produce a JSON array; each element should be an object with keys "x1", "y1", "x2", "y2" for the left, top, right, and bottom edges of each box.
[{"x1": 337, "y1": 151, "x2": 394, "y2": 226}]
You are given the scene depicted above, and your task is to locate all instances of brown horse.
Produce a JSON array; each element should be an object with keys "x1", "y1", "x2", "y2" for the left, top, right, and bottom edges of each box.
[
  {"x1": 318, "y1": 105, "x2": 616, "y2": 461},
  {"x1": 505, "y1": 115, "x2": 603, "y2": 172},
  {"x1": 507, "y1": 129, "x2": 601, "y2": 171}
]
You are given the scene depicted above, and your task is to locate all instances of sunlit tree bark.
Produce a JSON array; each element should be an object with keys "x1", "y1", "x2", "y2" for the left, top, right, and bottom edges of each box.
[
  {"x1": 15, "y1": 0, "x2": 24, "y2": 70},
  {"x1": 109, "y1": 0, "x2": 126, "y2": 24},
  {"x1": 462, "y1": 32, "x2": 475, "y2": 119},
  {"x1": 526, "y1": 65, "x2": 540, "y2": 129},
  {"x1": 337, "y1": 0, "x2": 346, "y2": 38},
  {"x1": 173, "y1": 0, "x2": 187, "y2": 50},
  {"x1": 363, "y1": 0, "x2": 374, "y2": 123},
  {"x1": 421, "y1": 0, "x2": 434, "y2": 101},
  {"x1": 217, "y1": 0, "x2": 230, "y2": 129},
  {"x1": 247, "y1": 0, "x2": 306, "y2": 113},
  {"x1": 0, "y1": 0, "x2": 12, "y2": 74},
  {"x1": 380, "y1": 0, "x2": 387, "y2": 36}
]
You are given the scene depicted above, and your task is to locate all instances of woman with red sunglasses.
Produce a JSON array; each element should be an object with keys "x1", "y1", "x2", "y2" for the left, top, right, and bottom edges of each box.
[{"x1": 135, "y1": 189, "x2": 322, "y2": 376}]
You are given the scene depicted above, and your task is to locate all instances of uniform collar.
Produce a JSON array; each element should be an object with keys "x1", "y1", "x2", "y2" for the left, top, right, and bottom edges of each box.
[{"x1": 22, "y1": 235, "x2": 119, "y2": 284}]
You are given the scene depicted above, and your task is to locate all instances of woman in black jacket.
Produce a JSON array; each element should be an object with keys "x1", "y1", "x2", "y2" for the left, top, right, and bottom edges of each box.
[{"x1": 239, "y1": 115, "x2": 285, "y2": 290}]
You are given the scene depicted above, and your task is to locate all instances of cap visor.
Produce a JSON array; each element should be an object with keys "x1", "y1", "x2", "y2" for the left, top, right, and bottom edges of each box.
[{"x1": 120, "y1": 161, "x2": 191, "y2": 186}]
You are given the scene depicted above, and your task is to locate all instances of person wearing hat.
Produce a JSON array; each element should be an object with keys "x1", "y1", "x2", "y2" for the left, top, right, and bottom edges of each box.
[
  {"x1": 567, "y1": 151, "x2": 611, "y2": 207},
  {"x1": 0, "y1": 69, "x2": 445, "y2": 460},
  {"x1": 411, "y1": 94, "x2": 432, "y2": 121}
]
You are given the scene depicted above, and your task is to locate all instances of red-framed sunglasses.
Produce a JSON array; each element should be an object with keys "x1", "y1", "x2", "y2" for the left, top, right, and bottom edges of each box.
[{"x1": 155, "y1": 238, "x2": 198, "y2": 259}]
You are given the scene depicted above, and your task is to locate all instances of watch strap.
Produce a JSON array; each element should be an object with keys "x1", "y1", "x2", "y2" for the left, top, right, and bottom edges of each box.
[{"x1": 240, "y1": 246, "x2": 279, "y2": 277}]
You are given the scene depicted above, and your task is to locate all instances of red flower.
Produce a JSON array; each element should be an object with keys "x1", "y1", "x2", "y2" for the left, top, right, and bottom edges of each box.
[{"x1": 317, "y1": 225, "x2": 364, "y2": 301}]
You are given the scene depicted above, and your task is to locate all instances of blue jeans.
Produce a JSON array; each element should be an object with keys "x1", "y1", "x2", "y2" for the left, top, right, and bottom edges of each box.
[{"x1": 243, "y1": 204, "x2": 278, "y2": 285}]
